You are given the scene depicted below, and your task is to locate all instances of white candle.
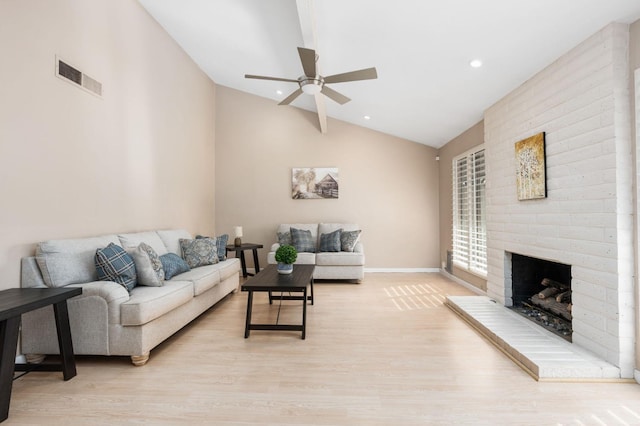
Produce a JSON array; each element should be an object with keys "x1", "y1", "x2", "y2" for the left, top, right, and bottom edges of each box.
[{"x1": 234, "y1": 226, "x2": 243, "y2": 238}]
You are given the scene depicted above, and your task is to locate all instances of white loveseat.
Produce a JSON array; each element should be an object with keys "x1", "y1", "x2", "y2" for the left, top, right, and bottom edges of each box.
[
  {"x1": 20, "y1": 229, "x2": 240, "y2": 366},
  {"x1": 267, "y1": 223, "x2": 365, "y2": 282}
]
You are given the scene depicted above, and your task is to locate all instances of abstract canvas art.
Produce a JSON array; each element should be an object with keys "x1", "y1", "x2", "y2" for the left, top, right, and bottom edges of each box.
[
  {"x1": 292, "y1": 167, "x2": 339, "y2": 199},
  {"x1": 515, "y1": 132, "x2": 546, "y2": 200}
]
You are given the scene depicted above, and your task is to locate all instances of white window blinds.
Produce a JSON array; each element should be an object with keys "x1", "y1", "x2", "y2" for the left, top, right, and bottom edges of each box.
[{"x1": 452, "y1": 148, "x2": 487, "y2": 275}]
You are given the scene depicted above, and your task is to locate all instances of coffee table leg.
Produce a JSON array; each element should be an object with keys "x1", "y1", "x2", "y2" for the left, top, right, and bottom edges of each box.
[
  {"x1": 310, "y1": 277, "x2": 314, "y2": 305},
  {"x1": 301, "y1": 287, "x2": 307, "y2": 340},
  {"x1": 0, "y1": 316, "x2": 20, "y2": 422},
  {"x1": 244, "y1": 291, "x2": 253, "y2": 338}
]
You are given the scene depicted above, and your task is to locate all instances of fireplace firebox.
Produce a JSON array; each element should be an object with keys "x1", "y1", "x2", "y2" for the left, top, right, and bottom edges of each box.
[{"x1": 509, "y1": 253, "x2": 572, "y2": 341}]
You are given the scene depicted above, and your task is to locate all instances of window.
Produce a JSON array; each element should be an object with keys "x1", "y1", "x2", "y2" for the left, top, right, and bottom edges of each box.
[{"x1": 452, "y1": 147, "x2": 487, "y2": 275}]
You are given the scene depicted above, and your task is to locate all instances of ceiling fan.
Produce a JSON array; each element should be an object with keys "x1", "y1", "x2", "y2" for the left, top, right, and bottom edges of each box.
[{"x1": 245, "y1": 47, "x2": 377, "y2": 106}]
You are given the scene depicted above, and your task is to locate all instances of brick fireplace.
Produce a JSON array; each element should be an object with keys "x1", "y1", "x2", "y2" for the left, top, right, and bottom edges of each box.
[{"x1": 482, "y1": 23, "x2": 635, "y2": 378}]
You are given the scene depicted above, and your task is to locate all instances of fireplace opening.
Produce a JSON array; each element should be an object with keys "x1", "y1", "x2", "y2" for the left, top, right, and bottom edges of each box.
[{"x1": 509, "y1": 253, "x2": 572, "y2": 341}]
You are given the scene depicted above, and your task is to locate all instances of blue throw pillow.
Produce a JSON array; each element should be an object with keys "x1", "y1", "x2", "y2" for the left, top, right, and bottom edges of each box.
[
  {"x1": 95, "y1": 243, "x2": 137, "y2": 292},
  {"x1": 159, "y1": 253, "x2": 190, "y2": 279},
  {"x1": 291, "y1": 227, "x2": 316, "y2": 253},
  {"x1": 319, "y1": 229, "x2": 342, "y2": 252}
]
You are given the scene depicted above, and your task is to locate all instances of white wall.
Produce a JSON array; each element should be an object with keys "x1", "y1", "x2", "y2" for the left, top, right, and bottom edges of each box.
[{"x1": 484, "y1": 23, "x2": 635, "y2": 377}]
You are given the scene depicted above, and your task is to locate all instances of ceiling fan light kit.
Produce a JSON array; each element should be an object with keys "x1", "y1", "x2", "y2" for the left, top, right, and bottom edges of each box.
[{"x1": 300, "y1": 77, "x2": 323, "y2": 95}]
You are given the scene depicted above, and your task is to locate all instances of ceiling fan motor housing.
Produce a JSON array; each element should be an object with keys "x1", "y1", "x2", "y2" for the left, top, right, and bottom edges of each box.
[{"x1": 300, "y1": 76, "x2": 323, "y2": 94}]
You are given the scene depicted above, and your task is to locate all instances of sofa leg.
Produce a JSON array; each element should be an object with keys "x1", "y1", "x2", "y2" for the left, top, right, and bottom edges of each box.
[
  {"x1": 25, "y1": 354, "x2": 46, "y2": 364},
  {"x1": 131, "y1": 353, "x2": 150, "y2": 366}
]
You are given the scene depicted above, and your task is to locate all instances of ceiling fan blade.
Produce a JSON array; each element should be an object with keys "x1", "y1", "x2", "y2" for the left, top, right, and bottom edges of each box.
[
  {"x1": 323, "y1": 67, "x2": 378, "y2": 84},
  {"x1": 297, "y1": 47, "x2": 317, "y2": 77},
  {"x1": 278, "y1": 88, "x2": 304, "y2": 105},
  {"x1": 245, "y1": 74, "x2": 299, "y2": 83},
  {"x1": 321, "y1": 86, "x2": 351, "y2": 105}
]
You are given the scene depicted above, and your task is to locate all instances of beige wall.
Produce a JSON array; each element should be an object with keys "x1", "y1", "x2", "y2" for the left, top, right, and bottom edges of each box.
[
  {"x1": 631, "y1": 18, "x2": 640, "y2": 380},
  {"x1": 436, "y1": 121, "x2": 486, "y2": 290},
  {"x1": 214, "y1": 86, "x2": 440, "y2": 270},
  {"x1": 0, "y1": 0, "x2": 217, "y2": 290}
]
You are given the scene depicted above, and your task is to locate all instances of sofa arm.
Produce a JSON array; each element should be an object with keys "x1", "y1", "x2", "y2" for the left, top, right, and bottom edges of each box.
[
  {"x1": 68, "y1": 281, "x2": 130, "y2": 325},
  {"x1": 354, "y1": 242, "x2": 364, "y2": 254},
  {"x1": 270, "y1": 243, "x2": 281, "y2": 252}
]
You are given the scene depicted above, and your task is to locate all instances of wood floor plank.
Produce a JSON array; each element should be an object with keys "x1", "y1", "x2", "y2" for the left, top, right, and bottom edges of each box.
[{"x1": 6, "y1": 273, "x2": 640, "y2": 425}]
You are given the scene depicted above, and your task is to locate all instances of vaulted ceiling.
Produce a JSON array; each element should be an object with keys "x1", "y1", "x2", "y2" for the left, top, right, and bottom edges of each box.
[{"x1": 138, "y1": 0, "x2": 640, "y2": 148}]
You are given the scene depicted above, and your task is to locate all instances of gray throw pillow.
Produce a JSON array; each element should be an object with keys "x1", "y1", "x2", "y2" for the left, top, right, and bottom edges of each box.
[
  {"x1": 197, "y1": 234, "x2": 229, "y2": 261},
  {"x1": 180, "y1": 238, "x2": 219, "y2": 268},
  {"x1": 131, "y1": 242, "x2": 164, "y2": 287},
  {"x1": 319, "y1": 229, "x2": 342, "y2": 252},
  {"x1": 340, "y1": 230, "x2": 362, "y2": 252},
  {"x1": 277, "y1": 231, "x2": 292, "y2": 246},
  {"x1": 290, "y1": 227, "x2": 315, "y2": 253}
]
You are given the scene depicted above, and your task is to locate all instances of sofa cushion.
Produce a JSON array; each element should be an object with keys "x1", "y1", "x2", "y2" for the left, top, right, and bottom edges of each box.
[
  {"x1": 131, "y1": 243, "x2": 164, "y2": 287},
  {"x1": 95, "y1": 243, "x2": 138, "y2": 292},
  {"x1": 316, "y1": 252, "x2": 365, "y2": 266},
  {"x1": 36, "y1": 234, "x2": 120, "y2": 288},
  {"x1": 180, "y1": 238, "x2": 219, "y2": 268},
  {"x1": 172, "y1": 264, "x2": 221, "y2": 296},
  {"x1": 319, "y1": 229, "x2": 342, "y2": 252},
  {"x1": 291, "y1": 228, "x2": 316, "y2": 253},
  {"x1": 157, "y1": 229, "x2": 192, "y2": 255},
  {"x1": 216, "y1": 258, "x2": 241, "y2": 281},
  {"x1": 118, "y1": 231, "x2": 168, "y2": 256},
  {"x1": 120, "y1": 280, "x2": 193, "y2": 326},
  {"x1": 293, "y1": 252, "x2": 316, "y2": 264},
  {"x1": 159, "y1": 253, "x2": 190, "y2": 279},
  {"x1": 341, "y1": 230, "x2": 362, "y2": 252}
]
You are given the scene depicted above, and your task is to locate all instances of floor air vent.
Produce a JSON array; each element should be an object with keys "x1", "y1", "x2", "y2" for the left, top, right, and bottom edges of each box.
[{"x1": 56, "y1": 56, "x2": 102, "y2": 97}]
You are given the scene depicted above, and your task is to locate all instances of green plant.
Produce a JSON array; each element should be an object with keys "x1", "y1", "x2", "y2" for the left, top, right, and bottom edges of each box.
[{"x1": 275, "y1": 244, "x2": 297, "y2": 264}]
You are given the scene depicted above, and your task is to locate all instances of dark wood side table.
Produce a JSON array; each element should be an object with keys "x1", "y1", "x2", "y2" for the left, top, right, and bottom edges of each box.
[
  {"x1": 0, "y1": 287, "x2": 82, "y2": 423},
  {"x1": 226, "y1": 243, "x2": 264, "y2": 278}
]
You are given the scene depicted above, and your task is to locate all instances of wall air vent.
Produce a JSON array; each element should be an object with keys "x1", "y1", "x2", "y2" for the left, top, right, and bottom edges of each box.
[{"x1": 55, "y1": 56, "x2": 102, "y2": 97}]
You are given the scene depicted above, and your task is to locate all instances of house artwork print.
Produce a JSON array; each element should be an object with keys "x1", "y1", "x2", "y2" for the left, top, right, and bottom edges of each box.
[
  {"x1": 292, "y1": 167, "x2": 339, "y2": 199},
  {"x1": 515, "y1": 132, "x2": 547, "y2": 200}
]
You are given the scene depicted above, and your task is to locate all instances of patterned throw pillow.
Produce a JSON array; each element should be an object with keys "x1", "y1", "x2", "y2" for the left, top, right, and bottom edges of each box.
[
  {"x1": 290, "y1": 227, "x2": 315, "y2": 253},
  {"x1": 197, "y1": 234, "x2": 228, "y2": 261},
  {"x1": 95, "y1": 243, "x2": 137, "y2": 292},
  {"x1": 131, "y1": 242, "x2": 164, "y2": 287},
  {"x1": 159, "y1": 253, "x2": 190, "y2": 280},
  {"x1": 340, "y1": 230, "x2": 362, "y2": 252},
  {"x1": 319, "y1": 229, "x2": 342, "y2": 252},
  {"x1": 180, "y1": 238, "x2": 219, "y2": 268},
  {"x1": 277, "y1": 231, "x2": 292, "y2": 246}
]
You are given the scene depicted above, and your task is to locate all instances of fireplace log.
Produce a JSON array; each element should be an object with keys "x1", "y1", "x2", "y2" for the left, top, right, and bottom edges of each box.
[
  {"x1": 555, "y1": 291, "x2": 571, "y2": 303},
  {"x1": 538, "y1": 287, "x2": 560, "y2": 299},
  {"x1": 541, "y1": 277, "x2": 570, "y2": 291},
  {"x1": 530, "y1": 294, "x2": 572, "y2": 321}
]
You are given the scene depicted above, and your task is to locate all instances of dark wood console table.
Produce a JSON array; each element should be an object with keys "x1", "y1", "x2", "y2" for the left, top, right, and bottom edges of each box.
[
  {"x1": 0, "y1": 287, "x2": 82, "y2": 422},
  {"x1": 226, "y1": 243, "x2": 264, "y2": 278}
]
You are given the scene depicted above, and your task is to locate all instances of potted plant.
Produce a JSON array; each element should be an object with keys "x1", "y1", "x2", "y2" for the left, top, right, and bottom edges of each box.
[{"x1": 275, "y1": 244, "x2": 297, "y2": 274}]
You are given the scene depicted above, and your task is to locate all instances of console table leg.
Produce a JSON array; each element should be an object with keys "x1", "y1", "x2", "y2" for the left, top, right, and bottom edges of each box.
[
  {"x1": 53, "y1": 301, "x2": 76, "y2": 380},
  {"x1": 252, "y1": 249, "x2": 260, "y2": 274},
  {"x1": 0, "y1": 316, "x2": 20, "y2": 422}
]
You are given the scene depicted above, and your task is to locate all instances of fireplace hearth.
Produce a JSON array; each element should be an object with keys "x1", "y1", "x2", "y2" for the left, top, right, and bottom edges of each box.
[{"x1": 509, "y1": 253, "x2": 572, "y2": 341}]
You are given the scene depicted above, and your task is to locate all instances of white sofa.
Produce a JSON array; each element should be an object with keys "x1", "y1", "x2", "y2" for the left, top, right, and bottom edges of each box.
[
  {"x1": 20, "y1": 229, "x2": 240, "y2": 366},
  {"x1": 267, "y1": 223, "x2": 365, "y2": 282}
]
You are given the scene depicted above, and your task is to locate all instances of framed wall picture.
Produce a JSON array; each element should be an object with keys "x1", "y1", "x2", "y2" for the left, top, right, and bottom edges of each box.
[
  {"x1": 515, "y1": 132, "x2": 546, "y2": 200},
  {"x1": 292, "y1": 167, "x2": 339, "y2": 199}
]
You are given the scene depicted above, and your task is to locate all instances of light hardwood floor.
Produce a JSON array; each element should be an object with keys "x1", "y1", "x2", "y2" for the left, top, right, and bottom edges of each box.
[{"x1": 7, "y1": 273, "x2": 640, "y2": 425}]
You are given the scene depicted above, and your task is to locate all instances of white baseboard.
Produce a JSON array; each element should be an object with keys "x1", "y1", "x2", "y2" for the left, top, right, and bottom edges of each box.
[
  {"x1": 364, "y1": 268, "x2": 440, "y2": 273},
  {"x1": 439, "y1": 268, "x2": 486, "y2": 295}
]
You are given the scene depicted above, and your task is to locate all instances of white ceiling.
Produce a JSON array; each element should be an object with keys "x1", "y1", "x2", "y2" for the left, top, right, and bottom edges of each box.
[{"x1": 137, "y1": 0, "x2": 640, "y2": 148}]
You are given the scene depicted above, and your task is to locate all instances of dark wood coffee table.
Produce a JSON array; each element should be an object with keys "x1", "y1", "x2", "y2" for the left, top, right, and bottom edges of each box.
[{"x1": 241, "y1": 264, "x2": 314, "y2": 339}]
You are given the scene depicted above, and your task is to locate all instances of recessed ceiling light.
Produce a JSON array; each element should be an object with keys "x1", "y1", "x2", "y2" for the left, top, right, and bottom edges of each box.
[
  {"x1": 364, "y1": 115, "x2": 371, "y2": 120},
  {"x1": 276, "y1": 90, "x2": 283, "y2": 95},
  {"x1": 470, "y1": 59, "x2": 483, "y2": 68}
]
